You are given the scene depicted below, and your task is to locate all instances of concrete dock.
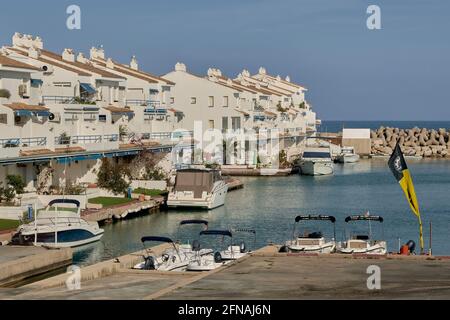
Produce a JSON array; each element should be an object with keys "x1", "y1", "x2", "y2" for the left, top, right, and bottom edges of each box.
[
  {"x1": 2, "y1": 245, "x2": 450, "y2": 300},
  {"x1": 0, "y1": 246, "x2": 72, "y2": 288}
]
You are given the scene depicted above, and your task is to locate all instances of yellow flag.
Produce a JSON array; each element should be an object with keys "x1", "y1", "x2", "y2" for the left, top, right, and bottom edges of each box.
[{"x1": 388, "y1": 142, "x2": 424, "y2": 252}]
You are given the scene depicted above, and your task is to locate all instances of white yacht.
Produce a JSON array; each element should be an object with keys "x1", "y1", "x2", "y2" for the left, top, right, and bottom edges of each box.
[
  {"x1": 13, "y1": 199, "x2": 104, "y2": 248},
  {"x1": 336, "y1": 146, "x2": 360, "y2": 163},
  {"x1": 187, "y1": 230, "x2": 235, "y2": 272},
  {"x1": 167, "y1": 168, "x2": 228, "y2": 210},
  {"x1": 284, "y1": 215, "x2": 337, "y2": 254},
  {"x1": 299, "y1": 147, "x2": 334, "y2": 176},
  {"x1": 338, "y1": 215, "x2": 387, "y2": 255}
]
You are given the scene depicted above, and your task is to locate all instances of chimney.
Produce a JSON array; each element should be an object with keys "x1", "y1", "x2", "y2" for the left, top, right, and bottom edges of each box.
[
  {"x1": 130, "y1": 55, "x2": 138, "y2": 70},
  {"x1": 285, "y1": 76, "x2": 291, "y2": 82},
  {"x1": 207, "y1": 68, "x2": 214, "y2": 77},
  {"x1": 175, "y1": 62, "x2": 187, "y2": 72},
  {"x1": 258, "y1": 67, "x2": 267, "y2": 75},
  {"x1": 28, "y1": 46, "x2": 40, "y2": 60},
  {"x1": 106, "y1": 58, "x2": 114, "y2": 69},
  {"x1": 90, "y1": 46, "x2": 105, "y2": 60},
  {"x1": 62, "y1": 48, "x2": 75, "y2": 62},
  {"x1": 276, "y1": 75, "x2": 281, "y2": 81},
  {"x1": 77, "y1": 52, "x2": 87, "y2": 63},
  {"x1": 33, "y1": 36, "x2": 43, "y2": 49},
  {"x1": 22, "y1": 34, "x2": 33, "y2": 48},
  {"x1": 12, "y1": 32, "x2": 24, "y2": 47}
]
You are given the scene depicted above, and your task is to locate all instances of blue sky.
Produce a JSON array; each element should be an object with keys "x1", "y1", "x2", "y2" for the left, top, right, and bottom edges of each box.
[{"x1": 0, "y1": 0, "x2": 449, "y2": 120}]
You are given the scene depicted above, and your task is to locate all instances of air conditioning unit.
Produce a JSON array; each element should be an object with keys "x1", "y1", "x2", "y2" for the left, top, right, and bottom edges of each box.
[
  {"x1": 49, "y1": 112, "x2": 61, "y2": 122},
  {"x1": 42, "y1": 65, "x2": 54, "y2": 74},
  {"x1": 18, "y1": 84, "x2": 28, "y2": 97}
]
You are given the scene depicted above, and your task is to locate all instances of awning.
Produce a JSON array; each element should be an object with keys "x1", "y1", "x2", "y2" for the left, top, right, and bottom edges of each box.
[
  {"x1": 80, "y1": 83, "x2": 96, "y2": 94},
  {"x1": 31, "y1": 79, "x2": 43, "y2": 86},
  {"x1": 15, "y1": 110, "x2": 51, "y2": 117}
]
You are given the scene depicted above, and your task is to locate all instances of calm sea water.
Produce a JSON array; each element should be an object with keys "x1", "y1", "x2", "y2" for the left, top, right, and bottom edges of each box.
[
  {"x1": 319, "y1": 121, "x2": 450, "y2": 133},
  {"x1": 74, "y1": 158, "x2": 450, "y2": 265}
]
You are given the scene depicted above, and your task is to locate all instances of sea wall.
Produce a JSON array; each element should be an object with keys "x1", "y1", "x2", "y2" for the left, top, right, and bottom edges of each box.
[{"x1": 371, "y1": 127, "x2": 450, "y2": 157}]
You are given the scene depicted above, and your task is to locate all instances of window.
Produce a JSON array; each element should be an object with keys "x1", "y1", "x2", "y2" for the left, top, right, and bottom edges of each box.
[
  {"x1": 208, "y1": 120, "x2": 215, "y2": 129},
  {"x1": 223, "y1": 96, "x2": 229, "y2": 107},
  {"x1": 191, "y1": 97, "x2": 197, "y2": 104},
  {"x1": 222, "y1": 117, "x2": 229, "y2": 132},
  {"x1": 232, "y1": 117, "x2": 241, "y2": 131},
  {"x1": 99, "y1": 115, "x2": 107, "y2": 122},
  {"x1": 208, "y1": 96, "x2": 215, "y2": 107},
  {"x1": 170, "y1": 97, "x2": 175, "y2": 104}
]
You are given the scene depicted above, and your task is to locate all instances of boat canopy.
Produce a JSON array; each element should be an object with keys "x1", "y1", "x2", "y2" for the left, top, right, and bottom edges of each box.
[
  {"x1": 180, "y1": 220, "x2": 209, "y2": 226},
  {"x1": 232, "y1": 228, "x2": 256, "y2": 234},
  {"x1": 345, "y1": 216, "x2": 384, "y2": 223},
  {"x1": 141, "y1": 236, "x2": 174, "y2": 243},
  {"x1": 48, "y1": 199, "x2": 81, "y2": 208},
  {"x1": 199, "y1": 230, "x2": 232, "y2": 238},
  {"x1": 174, "y1": 169, "x2": 221, "y2": 198},
  {"x1": 295, "y1": 215, "x2": 336, "y2": 223}
]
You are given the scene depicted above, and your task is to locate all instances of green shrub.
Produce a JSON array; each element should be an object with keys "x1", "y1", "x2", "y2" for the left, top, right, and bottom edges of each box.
[
  {"x1": 6, "y1": 175, "x2": 25, "y2": 195},
  {"x1": 97, "y1": 158, "x2": 130, "y2": 195},
  {"x1": 133, "y1": 188, "x2": 168, "y2": 197}
]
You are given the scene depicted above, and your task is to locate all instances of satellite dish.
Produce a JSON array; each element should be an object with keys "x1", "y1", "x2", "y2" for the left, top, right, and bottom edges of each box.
[{"x1": 48, "y1": 113, "x2": 55, "y2": 121}]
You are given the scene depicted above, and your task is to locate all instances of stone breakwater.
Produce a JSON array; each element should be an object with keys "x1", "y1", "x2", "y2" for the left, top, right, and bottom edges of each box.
[{"x1": 371, "y1": 127, "x2": 450, "y2": 157}]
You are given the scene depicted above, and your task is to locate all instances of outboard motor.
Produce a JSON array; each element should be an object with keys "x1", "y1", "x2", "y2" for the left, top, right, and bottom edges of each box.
[
  {"x1": 240, "y1": 241, "x2": 247, "y2": 253},
  {"x1": 143, "y1": 256, "x2": 156, "y2": 270},
  {"x1": 279, "y1": 245, "x2": 289, "y2": 253},
  {"x1": 214, "y1": 252, "x2": 223, "y2": 263},
  {"x1": 407, "y1": 240, "x2": 416, "y2": 254},
  {"x1": 192, "y1": 240, "x2": 201, "y2": 252}
]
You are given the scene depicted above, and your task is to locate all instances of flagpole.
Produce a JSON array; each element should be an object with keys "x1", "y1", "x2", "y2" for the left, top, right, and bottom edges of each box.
[{"x1": 418, "y1": 216, "x2": 424, "y2": 255}]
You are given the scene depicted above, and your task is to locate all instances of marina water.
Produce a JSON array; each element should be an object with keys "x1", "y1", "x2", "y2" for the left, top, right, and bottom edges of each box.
[{"x1": 74, "y1": 158, "x2": 450, "y2": 265}]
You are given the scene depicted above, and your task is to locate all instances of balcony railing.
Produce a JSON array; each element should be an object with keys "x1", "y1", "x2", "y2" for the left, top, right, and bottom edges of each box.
[
  {"x1": 126, "y1": 100, "x2": 161, "y2": 108},
  {"x1": 43, "y1": 96, "x2": 96, "y2": 105},
  {"x1": 0, "y1": 137, "x2": 47, "y2": 148}
]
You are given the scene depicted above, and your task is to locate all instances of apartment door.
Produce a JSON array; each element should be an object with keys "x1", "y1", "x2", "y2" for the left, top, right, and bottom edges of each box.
[{"x1": 222, "y1": 117, "x2": 228, "y2": 133}]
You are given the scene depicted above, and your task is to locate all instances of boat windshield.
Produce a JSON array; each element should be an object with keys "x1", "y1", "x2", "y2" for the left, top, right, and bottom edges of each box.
[{"x1": 303, "y1": 152, "x2": 331, "y2": 159}]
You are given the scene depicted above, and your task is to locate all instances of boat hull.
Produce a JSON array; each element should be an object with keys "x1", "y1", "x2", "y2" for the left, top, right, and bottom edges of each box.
[
  {"x1": 287, "y1": 242, "x2": 336, "y2": 254},
  {"x1": 337, "y1": 241, "x2": 387, "y2": 255},
  {"x1": 300, "y1": 161, "x2": 334, "y2": 176},
  {"x1": 336, "y1": 154, "x2": 360, "y2": 163},
  {"x1": 168, "y1": 184, "x2": 228, "y2": 210},
  {"x1": 17, "y1": 228, "x2": 104, "y2": 248}
]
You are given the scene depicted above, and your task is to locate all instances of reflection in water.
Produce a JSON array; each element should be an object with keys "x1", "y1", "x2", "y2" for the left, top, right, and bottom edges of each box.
[{"x1": 75, "y1": 159, "x2": 450, "y2": 265}]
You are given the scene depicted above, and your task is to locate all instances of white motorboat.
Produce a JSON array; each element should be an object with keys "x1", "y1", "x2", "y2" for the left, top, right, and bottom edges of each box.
[
  {"x1": 187, "y1": 230, "x2": 235, "y2": 272},
  {"x1": 167, "y1": 168, "x2": 228, "y2": 210},
  {"x1": 338, "y1": 215, "x2": 387, "y2": 255},
  {"x1": 176, "y1": 220, "x2": 214, "y2": 258},
  {"x1": 13, "y1": 199, "x2": 104, "y2": 248},
  {"x1": 133, "y1": 236, "x2": 190, "y2": 272},
  {"x1": 219, "y1": 228, "x2": 256, "y2": 260},
  {"x1": 299, "y1": 147, "x2": 334, "y2": 176},
  {"x1": 336, "y1": 146, "x2": 360, "y2": 163},
  {"x1": 284, "y1": 215, "x2": 337, "y2": 254}
]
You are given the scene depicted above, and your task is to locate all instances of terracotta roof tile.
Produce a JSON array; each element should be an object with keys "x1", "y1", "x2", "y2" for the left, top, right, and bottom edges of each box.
[
  {"x1": 4, "y1": 103, "x2": 49, "y2": 111},
  {"x1": 0, "y1": 54, "x2": 40, "y2": 71},
  {"x1": 103, "y1": 106, "x2": 134, "y2": 114}
]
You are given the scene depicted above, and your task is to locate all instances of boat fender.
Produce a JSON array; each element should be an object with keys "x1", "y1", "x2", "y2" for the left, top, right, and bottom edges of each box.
[
  {"x1": 407, "y1": 240, "x2": 416, "y2": 254},
  {"x1": 400, "y1": 245, "x2": 409, "y2": 255},
  {"x1": 214, "y1": 252, "x2": 223, "y2": 263}
]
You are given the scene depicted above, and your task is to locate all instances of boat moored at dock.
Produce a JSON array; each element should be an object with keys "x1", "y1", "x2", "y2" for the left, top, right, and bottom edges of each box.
[
  {"x1": 299, "y1": 147, "x2": 334, "y2": 176},
  {"x1": 338, "y1": 215, "x2": 387, "y2": 255},
  {"x1": 283, "y1": 215, "x2": 337, "y2": 254},
  {"x1": 12, "y1": 199, "x2": 104, "y2": 248},
  {"x1": 335, "y1": 146, "x2": 360, "y2": 163},
  {"x1": 167, "y1": 168, "x2": 228, "y2": 210}
]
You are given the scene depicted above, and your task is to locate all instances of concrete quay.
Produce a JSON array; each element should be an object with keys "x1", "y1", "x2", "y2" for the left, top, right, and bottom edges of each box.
[
  {"x1": 0, "y1": 246, "x2": 72, "y2": 288},
  {"x1": 2, "y1": 245, "x2": 450, "y2": 300}
]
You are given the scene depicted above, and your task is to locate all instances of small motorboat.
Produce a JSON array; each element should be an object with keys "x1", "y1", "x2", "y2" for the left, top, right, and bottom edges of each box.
[
  {"x1": 219, "y1": 228, "x2": 256, "y2": 260},
  {"x1": 187, "y1": 230, "x2": 235, "y2": 272},
  {"x1": 283, "y1": 215, "x2": 337, "y2": 253},
  {"x1": 336, "y1": 146, "x2": 360, "y2": 163},
  {"x1": 338, "y1": 215, "x2": 387, "y2": 255},
  {"x1": 133, "y1": 236, "x2": 190, "y2": 272},
  {"x1": 176, "y1": 219, "x2": 214, "y2": 258},
  {"x1": 12, "y1": 199, "x2": 104, "y2": 248}
]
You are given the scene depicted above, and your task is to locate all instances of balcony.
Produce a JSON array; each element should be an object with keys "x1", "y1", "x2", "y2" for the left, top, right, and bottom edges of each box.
[
  {"x1": 54, "y1": 134, "x2": 120, "y2": 152},
  {"x1": 126, "y1": 100, "x2": 161, "y2": 108},
  {"x1": 0, "y1": 137, "x2": 48, "y2": 159},
  {"x1": 42, "y1": 96, "x2": 97, "y2": 106}
]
